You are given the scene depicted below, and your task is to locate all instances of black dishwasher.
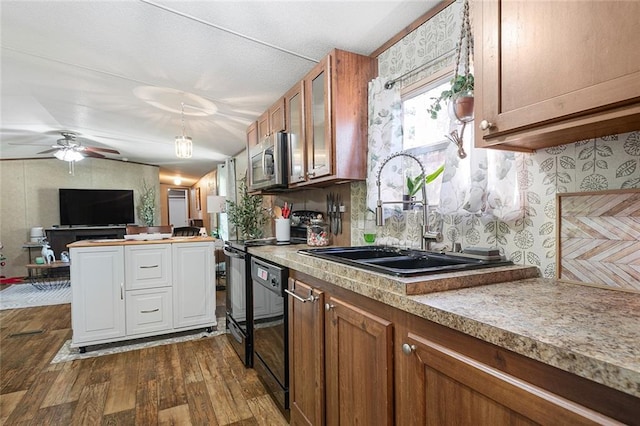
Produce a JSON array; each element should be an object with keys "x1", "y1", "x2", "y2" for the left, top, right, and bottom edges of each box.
[{"x1": 251, "y1": 256, "x2": 289, "y2": 413}]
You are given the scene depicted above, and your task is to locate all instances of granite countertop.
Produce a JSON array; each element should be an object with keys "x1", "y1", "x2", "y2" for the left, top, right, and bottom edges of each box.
[{"x1": 248, "y1": 244, "x2": 640, "y2": 399}]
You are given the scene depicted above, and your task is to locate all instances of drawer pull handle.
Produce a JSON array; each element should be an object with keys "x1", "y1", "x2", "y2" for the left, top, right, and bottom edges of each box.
[
  {"x1": 141, "y1": 308, "x2": 160, "y2": 313},
  {"x1": 140, "y1": 265, "x2": 159, "y2": 269}
]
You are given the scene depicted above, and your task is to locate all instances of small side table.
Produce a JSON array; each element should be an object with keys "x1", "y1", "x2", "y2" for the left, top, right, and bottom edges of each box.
[
  {"x1": 25, "y1": 261, "x2": 70, "y2": 290},
  {"x1": 23, "y1": 242, "x2": 44, "y2": 261}
]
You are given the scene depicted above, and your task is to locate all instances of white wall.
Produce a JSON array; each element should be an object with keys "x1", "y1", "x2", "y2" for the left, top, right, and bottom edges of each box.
[{"x1": 0, "y1": 158, "x2": 159, "y2": 278}]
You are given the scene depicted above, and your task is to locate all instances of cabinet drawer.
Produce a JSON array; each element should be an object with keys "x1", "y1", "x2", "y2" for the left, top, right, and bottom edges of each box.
[
  {"x1": 125, "y1": 244, "x2": 172, "y2": 290},
  {"x1": 126, "y1": 287, "x2": 172, "y2": 335}
]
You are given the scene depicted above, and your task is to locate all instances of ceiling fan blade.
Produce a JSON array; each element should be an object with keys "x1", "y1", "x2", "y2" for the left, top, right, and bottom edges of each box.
[
  {"x1": 8, "y1": 142, "x2": 54, "y2": 147},
  {"x1": 37, "y1": 148, "x2": 59, "y2": 154},
  {"x1": 83, "y1": 151, "x2": 106, "y2": 159},
  {"x1": 84, "y1": 146, "x2": 120, "y2": 155}
]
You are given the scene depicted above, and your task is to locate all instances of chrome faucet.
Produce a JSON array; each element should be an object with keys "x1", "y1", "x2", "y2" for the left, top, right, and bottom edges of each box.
[{"x1": 375, "y1": 151, "x2": 442, "y2": 251}]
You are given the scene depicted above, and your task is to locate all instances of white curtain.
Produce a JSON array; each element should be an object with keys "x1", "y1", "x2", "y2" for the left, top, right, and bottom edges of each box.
[
  {"x1": 366, "y1": 77, "x2": 404, "y2": 212},
  {"x1": 367, "y1": 76, "x2": 522, "y2": 223},
  {"x1": 439, "y1": 121, "x2": 522, "y2": 221}
]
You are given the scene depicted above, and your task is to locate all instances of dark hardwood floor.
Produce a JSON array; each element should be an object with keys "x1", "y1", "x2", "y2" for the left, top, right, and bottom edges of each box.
[{"x1": 0, "y1": 295, "x2": 288, "y2": 425}]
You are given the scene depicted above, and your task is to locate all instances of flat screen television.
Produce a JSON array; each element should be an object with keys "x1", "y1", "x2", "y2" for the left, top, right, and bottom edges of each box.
[{"x1": 59, "y1": 188, "x2": 135, "y2": 226}]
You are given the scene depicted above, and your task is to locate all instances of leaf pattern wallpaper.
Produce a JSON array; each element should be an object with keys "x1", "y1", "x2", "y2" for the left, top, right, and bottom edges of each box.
[{"x1": 350, "y1": 0, "x2": 640, "y2": 278}]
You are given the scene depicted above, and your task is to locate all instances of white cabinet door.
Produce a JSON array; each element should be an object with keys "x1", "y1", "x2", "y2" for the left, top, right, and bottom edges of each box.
[
  {"x1": 70, "y1": 245, "x2": 125, "y2": 345},
  {"x1": 124, "y1": 244, "x2": 171, "y2": 290},
  {"x1": 126, "y1": 287, "x2": 172, "y2": 335},
  {"x1": 172, "y1": 242, "x2": 216, "y2": 329}
]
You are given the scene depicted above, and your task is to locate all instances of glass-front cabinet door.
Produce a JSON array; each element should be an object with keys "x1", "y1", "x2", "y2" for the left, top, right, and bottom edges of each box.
[
  {"x1": 285, "y1": 82, "x2": 306, "y2": 185},
  {"x1": 305, "y1": 56, "x2": 332, "y2": 180}
]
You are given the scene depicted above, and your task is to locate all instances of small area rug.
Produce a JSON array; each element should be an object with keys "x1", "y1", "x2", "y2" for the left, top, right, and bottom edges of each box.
[
  {"x1": 51, "y1": 316, "x2": 226, "y2": 363},
  {"x1": 0, "y1": 282, "x2": 71, "y2": 310}
]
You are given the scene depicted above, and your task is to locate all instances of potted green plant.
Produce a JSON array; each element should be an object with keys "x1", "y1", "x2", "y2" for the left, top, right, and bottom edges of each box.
[
  {"x1": 426, "y1": 74, "x2": 474, "y2": 121},
  {"x1": 138, "y1": 180, "x2": 156, "y2": 226},
  {"x1": 227, "y1": 177, "x2": 268, "y2": 239},
  {"x1": 404, "y1": 165, "x2": 445, "y2": 210}
]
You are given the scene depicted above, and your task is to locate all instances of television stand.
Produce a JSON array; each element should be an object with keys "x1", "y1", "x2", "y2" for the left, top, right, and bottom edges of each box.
[{"x1": 46, "y1": 226, "x2": 126, "y2": 258}]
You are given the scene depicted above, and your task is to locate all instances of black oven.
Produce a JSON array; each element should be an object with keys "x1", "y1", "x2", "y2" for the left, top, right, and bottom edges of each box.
[
  {"x1": 224, "y1": 240, "x2": 253, "y2": 367},
  {"x1": 223, "y1": 211, "x2": 322, "y2": 412},
  {"x1": 251, "y1": 256, "x2": 289, "y2": 413}
]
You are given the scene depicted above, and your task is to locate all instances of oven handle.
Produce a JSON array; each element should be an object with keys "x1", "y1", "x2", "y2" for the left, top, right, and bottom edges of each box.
[
  {"x1": 223, "y1": 247, "x2": 245, "y2": 259},
  {"x1": 285, "y1": 288, "x2": 318, "y2": 303}
]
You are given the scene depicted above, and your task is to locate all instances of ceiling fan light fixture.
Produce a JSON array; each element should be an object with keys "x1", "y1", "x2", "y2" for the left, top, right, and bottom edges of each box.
[
  {"x1": 175, "y1": 102, "x2": 193, "y2": 159},
  {"x1": 54, "y1": 148, "x2": 84, "y2": 162}
]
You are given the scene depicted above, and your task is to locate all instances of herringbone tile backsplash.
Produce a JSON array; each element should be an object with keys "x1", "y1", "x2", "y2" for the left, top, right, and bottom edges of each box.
[{"x1": 558, "y1": 189, "x2": 640, "y2": 292}]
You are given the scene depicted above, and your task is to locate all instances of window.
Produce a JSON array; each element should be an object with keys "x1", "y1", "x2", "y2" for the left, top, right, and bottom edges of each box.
[{"x1": 400, "y1": 68, "x2": 454, "y2": 206}]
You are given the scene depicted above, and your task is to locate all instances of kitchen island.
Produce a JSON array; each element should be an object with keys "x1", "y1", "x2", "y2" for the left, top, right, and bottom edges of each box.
[
  {"x1": 68, "y1": 237, "x2": 216, "y2": 352},
  {"x1": 249, "y1": 244, "x2": 640, "y2": 425}
]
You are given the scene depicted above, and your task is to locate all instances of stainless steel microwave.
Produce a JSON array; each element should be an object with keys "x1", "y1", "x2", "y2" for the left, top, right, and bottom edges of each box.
[{"x1": 248, "y1": 132, "x2": 288, "y2": 191}]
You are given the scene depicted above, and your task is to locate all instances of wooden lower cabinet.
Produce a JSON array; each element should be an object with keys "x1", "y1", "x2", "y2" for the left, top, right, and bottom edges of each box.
[
  {"x1": 288, "y1": 274, "x2": 394, "y2": 426},
  {"x1": 325, "y1": 295, "x2": 394, "y2": 425},
  {"x1": 289, "y1": 271, "x2": 638, "y2": 426},
  {"x1": 288, "y1": 278, "x2": 325, "y2": 426},
  {"x1": 398, "y1": 329, "x2": 618, "y2": 425},
  {"x1": 396, "y1": 316, "x2": 639, "y2": 426}
]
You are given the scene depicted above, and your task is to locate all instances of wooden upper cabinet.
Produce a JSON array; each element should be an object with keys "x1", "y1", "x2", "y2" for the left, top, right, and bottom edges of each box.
[
  {"x1": 285, "y1": 82, "x2": 306, "y2": 185},
  {"x1": 305, "y1": 56, "x2": 332, "y2": 181},
  {"x1": 294, "y1": 49, "x2": 375, "y2": 187},
  {"x1": 257, "y1": 97, "x2": 286, "y2": 144},
  {"x1": 246, "y1": 121, "x2": 259, "y2": 148},
  {"x1": 474, "y1": 0, "x2": 640, "y2": 152}
]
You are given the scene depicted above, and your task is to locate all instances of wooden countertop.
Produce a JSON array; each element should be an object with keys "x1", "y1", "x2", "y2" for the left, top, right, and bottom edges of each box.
[
  {"x1": 248, "y1": 244, "x2": 640, "y2": 399},
  {"x1": 67, "y1": 236, "x2": 217, "y2": 248}
]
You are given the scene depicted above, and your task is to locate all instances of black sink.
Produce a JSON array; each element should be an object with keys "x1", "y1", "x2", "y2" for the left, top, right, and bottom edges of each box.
[
  {"x1": 299, "y1": 246, "x2": 513, "y2": 277},
  {"x1": 310, "y1": 246, "x2": 408, "y2": 260}
]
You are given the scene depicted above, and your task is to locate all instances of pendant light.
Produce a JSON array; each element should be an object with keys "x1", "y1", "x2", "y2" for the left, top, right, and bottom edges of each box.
[{"x1": 175, "y1": 102, "x2": 193, "y2": 158}]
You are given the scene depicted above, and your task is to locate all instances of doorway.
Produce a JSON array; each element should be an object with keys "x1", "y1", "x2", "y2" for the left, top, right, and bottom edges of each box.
[{"x1": 168, "y1": 188, "x2": 189, "y2": 228}]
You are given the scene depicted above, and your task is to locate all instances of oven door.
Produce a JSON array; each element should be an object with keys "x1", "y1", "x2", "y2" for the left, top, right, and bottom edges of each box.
[{"x1": 224, "y1": 244, "x2": 252, "y2": 367}]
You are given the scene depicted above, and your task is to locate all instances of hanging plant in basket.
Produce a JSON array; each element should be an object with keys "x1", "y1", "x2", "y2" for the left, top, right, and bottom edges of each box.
[
  {"x1": 427, "y1": 74, "x2": 474, "y2": 121},
  {"x1": 427, "y1": 0, "x2": 474, "y2": 123}
]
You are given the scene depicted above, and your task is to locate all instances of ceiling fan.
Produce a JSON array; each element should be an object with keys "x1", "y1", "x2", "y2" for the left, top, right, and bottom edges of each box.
[{"x1": 37, "y1": 131, "x2": 120, "y2": 161}]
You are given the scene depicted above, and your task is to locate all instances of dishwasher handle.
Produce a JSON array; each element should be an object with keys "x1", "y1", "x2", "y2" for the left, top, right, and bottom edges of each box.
[{"x1": 285, "y1": 288, "x2": 318, "y2": 303}]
